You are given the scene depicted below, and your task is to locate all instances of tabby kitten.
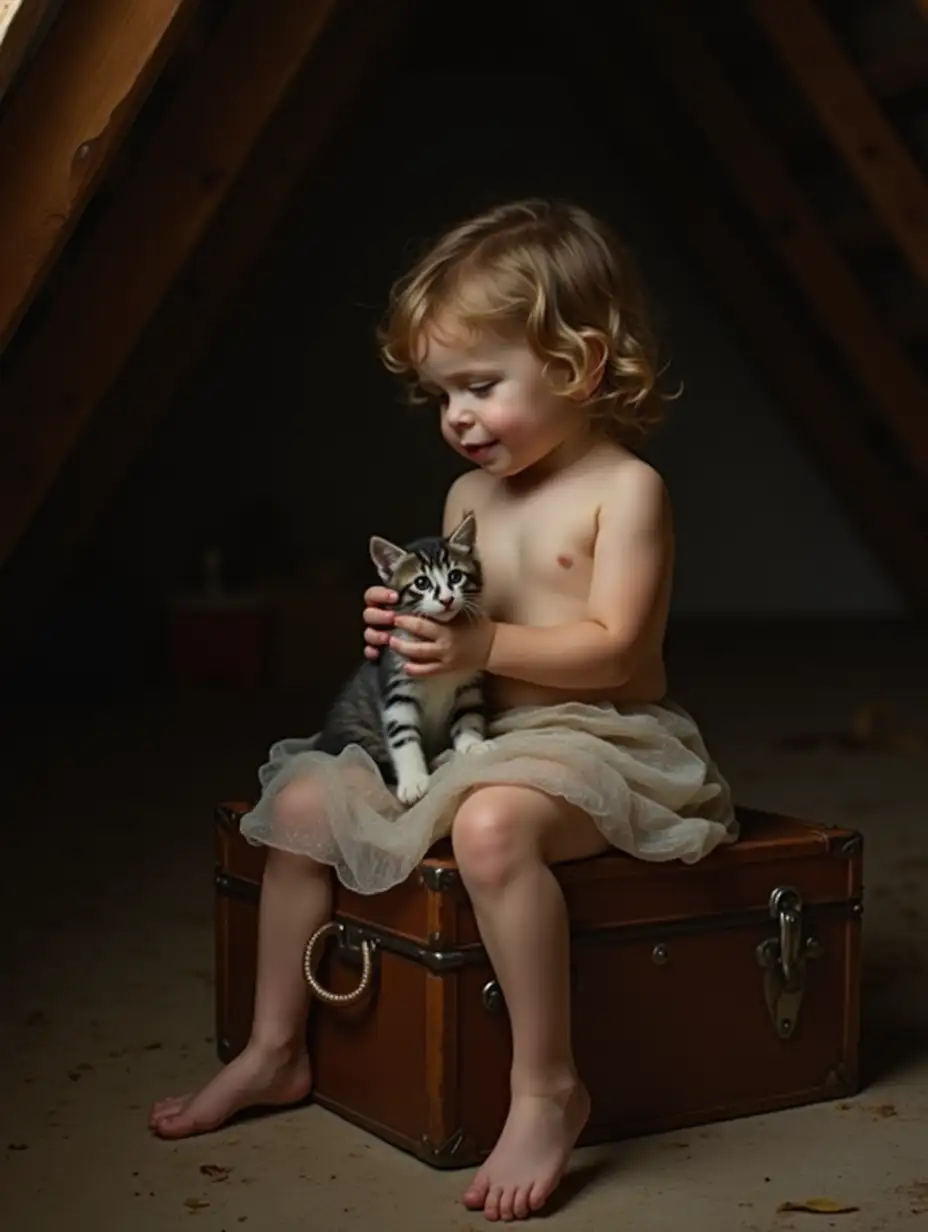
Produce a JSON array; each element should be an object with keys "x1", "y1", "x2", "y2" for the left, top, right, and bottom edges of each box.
[{"x1": 316, "y1": 511, "x2": 491, "y2": 805}]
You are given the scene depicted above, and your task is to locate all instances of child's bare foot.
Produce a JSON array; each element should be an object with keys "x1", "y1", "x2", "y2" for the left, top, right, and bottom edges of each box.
[
  {"x1": 462, "y1": 1081, "x2": 590, "y2": 1221},
  {"x1": 148, "y1": 1043, "x2": 312, "y2": 1139}
]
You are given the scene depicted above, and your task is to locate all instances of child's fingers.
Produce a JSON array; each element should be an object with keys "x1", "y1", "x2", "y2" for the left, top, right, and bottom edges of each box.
[
  {"x1": 364, "y1": 606, "x2": 395, "y2": 628},
  {"x1": 389, "y1": 637, "x2": 433, "y2": 661},
  {"x1": 364, "y1": 628, "x2": 390, "y2": 646},
  {"x1": 364, "y1": 586, "x2": 397, "y2": 607},
  {"x1": 405, "y1": 662, "x2": 441, "y2": 677},
  {"x1": 364, "y1": 646, "x2": 379, "y2": 661}
]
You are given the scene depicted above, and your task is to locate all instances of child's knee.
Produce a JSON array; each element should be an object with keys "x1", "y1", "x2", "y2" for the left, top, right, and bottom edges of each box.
[
  {"x1": 271, "y1": 777, "x2": 328, "y2": 837},
  {"x1": 451, "y1": 790, "x2": 538, "y2": 890}
]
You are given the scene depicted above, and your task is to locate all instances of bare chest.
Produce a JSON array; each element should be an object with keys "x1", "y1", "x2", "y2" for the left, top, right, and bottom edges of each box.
[{"x1": 476, "y1": 498, "x2": 597, "y2": 623}]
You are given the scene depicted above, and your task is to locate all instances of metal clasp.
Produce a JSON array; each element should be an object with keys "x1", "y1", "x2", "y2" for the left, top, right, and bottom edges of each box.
[{"x1": 755, "y1": 885, "x2": 824, "y2": 1039}]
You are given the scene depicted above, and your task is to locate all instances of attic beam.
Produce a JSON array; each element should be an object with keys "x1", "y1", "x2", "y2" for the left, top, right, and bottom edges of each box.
[
  {"x1": 0, "y1": 0, "x2": 344, "y2": 576},
  {"x1": 0, "y1": 0, "x2": 412, "y2": 671},
  {"x1": 0, "y1": 0, "x2": 198, "y2": 350},
  {"x1": 636, "y1": 1, "x2": 928, "y2": 482},
  {"x1": 0, "y1": 0, "x2": 57, "y2": 106},
  {"x1": 749, "y1": 0, "x2": 928, "y2": 286},
  {"x1": 555, "y1": 4, "x2": 928, "y2": 611}
]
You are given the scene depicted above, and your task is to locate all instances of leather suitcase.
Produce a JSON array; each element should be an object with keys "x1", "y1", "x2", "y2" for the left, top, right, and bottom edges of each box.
[{"x1": 214, "y1": 802, "x2": 863, "y2": 1168}]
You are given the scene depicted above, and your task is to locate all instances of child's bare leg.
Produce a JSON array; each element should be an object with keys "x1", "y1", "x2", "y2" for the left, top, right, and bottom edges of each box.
[
  {"x1": 451, "y1": 785, "x2": 609, "y2": 1222},
  {"x1": 149, "y1": 782, "x2": 333, "y2": 1139}
]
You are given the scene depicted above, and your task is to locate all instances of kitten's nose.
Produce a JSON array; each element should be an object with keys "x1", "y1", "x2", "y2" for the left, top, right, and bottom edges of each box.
[{"x1": 440, "y1": 595, "x2": 454, "y2": 609}]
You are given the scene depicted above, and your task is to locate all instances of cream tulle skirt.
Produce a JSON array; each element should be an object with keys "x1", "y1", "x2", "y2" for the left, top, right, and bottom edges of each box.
[{"x1": 239, "y1": 699, "x2": 737, "y2": 895}]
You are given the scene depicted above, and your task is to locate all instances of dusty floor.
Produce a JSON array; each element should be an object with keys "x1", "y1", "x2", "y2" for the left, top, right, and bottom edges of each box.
[{"x1": 1, "y1": 620, "x2": 926, "y2": 1231}]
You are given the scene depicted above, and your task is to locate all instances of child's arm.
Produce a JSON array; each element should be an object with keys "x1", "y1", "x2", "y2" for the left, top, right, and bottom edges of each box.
[{"x1": 486, "y1": 464, "x2": 671, "y2": 691}]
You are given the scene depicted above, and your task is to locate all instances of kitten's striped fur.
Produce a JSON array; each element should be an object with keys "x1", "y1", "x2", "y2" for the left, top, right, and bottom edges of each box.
[{"x1": 316, "y1": 512, "x2": 491, "y2": 805}]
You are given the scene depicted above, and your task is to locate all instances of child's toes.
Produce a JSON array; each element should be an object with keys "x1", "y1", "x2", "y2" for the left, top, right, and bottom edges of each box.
[
  {"x1": 512, "y1": 1186, "x2": 532, "y2": 1219},
  {"x1": 484, "y1": 1184, "x2": 504, "y2": 1221},
  {"x1": 498, "y1": 1186, "x2": 517, "y2": 1221}
]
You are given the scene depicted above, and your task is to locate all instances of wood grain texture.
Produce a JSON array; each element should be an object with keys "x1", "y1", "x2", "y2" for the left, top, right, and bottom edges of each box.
[
  {"x1": 0, "y1": 0, "x2": 196, "y2": 347},
  {"x1": 750, "y1": 0, "x2": 928, "y2": 285},
  {"x1": 0, "y1": 0, "x2": 344, "y2": 574}
]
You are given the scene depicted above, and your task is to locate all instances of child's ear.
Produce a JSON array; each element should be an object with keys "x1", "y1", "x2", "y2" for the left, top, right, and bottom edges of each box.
[
  {"x1": 369, "y1": 536, "x2": 406, "y2": 582},
  {"x1": 447, "y1": 510, "x2": 477, "y2": 552}
]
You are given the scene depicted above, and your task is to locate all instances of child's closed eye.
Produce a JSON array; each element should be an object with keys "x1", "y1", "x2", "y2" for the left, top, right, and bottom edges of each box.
[{"x1": 469, "y1": 381, "x2": 496, "y2": 398}]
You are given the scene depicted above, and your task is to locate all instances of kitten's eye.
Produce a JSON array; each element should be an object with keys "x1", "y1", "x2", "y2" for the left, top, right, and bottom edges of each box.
[
  {"x1": 447, "y1": 569, "x2": 464, "y2": 585},
  {"x1": 413, "y1": 576, "x2": 431, "y2": 591}
]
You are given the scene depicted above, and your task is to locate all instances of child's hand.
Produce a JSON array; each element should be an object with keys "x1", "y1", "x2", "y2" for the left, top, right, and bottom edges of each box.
[
  {"x1": 390, "y1": 612, "x2": 495, "y2": 677},
  {"x1": 363, "y1": 586, "x2": 397, "y2": 661}
]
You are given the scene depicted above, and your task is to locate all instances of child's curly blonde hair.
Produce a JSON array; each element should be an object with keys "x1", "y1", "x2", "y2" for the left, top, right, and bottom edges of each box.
[{"x1": 377, "y1": 199, "x2": 668, "y2": 439}]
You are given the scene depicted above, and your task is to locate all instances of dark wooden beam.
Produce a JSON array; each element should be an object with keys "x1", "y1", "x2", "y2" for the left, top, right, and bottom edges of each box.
[
  {"x1": 0, "y1": 0, "x2": 345, "y2": 576},
  {"x1": 636, "y1": 1, "x2": 928, "y2": 482},
  {"x1": 750, "y1": 0, "x2": 928, "y2": 286},
  {"x1": 0, "y1": 0, "x2": 413, "y2": 671},
  {"x1": 0, "y1": 0, "x2": 58, "y2": 106},
  {"x1": 557, "y1": 6, "x2": 928, "y2": 612},
  {"x1": 0, "y1": 0, "x2": 198, "y2": 348}
]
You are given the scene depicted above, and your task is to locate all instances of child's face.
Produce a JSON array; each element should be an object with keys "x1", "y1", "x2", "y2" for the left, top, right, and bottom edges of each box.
[{"x1": 416, "y1": 317, "x2": 588, "y2": 478}]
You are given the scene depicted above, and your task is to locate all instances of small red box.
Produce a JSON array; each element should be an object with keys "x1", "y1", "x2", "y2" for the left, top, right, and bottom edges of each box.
[{"x1": 169, "y1": 595, "x2": 271, "y2": 689}]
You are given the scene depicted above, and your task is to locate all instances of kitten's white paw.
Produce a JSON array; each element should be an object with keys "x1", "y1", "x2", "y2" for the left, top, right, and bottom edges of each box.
[
  {"x1": 454, "y1": 734, "x2": 496, "y2": 756},
  {"x1": 396, "y1": 771, "x2": 430, "y2": 806}
]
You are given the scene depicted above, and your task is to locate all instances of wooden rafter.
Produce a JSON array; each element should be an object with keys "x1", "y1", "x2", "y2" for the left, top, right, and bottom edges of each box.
[
  {"x1": 0, "y1": 0, "x2": 413, "y2": 671},
  {"x1": 555, "y1": 6, "x2": 928, "y2": 611},
  {"x1": 0, "y1": 0, "x2": 198, "y2": 349},
  {"x1": 749, "y1": 0, "x2": 928, "y2": 286},
  {"x1": 0, "y1": 0, "x2": 345, "y2": 576},
  {"x1": 636, "y1": 1, "x2": 928, "y2": 482},
  {"x1": 0, "y1": 0, "x2": 57, "y2": 105}
]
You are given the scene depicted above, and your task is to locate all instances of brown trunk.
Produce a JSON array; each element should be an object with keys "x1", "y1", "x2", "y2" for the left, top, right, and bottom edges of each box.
[{"x1": 215, "y1": 803, "x2": 862, "y2": 1168}]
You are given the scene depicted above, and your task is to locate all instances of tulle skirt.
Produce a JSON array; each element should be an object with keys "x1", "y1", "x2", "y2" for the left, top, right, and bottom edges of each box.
[{"x1": 239, "y1": 699, "x2": 737, "y2": 895}]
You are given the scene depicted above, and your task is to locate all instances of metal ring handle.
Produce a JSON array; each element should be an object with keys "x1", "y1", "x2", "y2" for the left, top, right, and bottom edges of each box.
[{"x1": 303, "y1": 922, "x2": 374, "y2": 1006}]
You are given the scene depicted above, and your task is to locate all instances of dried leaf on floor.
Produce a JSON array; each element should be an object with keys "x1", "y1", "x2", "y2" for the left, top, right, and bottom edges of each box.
[
  {"x1": 143, "y1": 1042, "x2": 163, "y2": 1051},
  {"x1": 777, "y1": 1197, "x2": 860, "y2": 1214},
  {"x1": 184, "y1": 1197, "x2": 210, "y2": 1211},
  {"x1": 900, "y1": 1181, "x2": 928, "y2": 1215},
  {"x1": 199, "y1": 1163, "x2": 232, "y2": 1180},
  {"x1": 7, "y1": 1143, "x2": 29, "y2": 1151},
  {"x1": 870, "y1": 1103, "x2": 898, "y2": 1119}
]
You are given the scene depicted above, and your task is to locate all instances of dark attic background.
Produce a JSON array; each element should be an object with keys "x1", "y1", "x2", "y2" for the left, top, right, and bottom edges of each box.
[
  {"x1": 0, "y1": 3, "x2": 927, "y2": 1229},
  {"x1": 3, "y1": 0, "x2": 924, "y2": 707}
]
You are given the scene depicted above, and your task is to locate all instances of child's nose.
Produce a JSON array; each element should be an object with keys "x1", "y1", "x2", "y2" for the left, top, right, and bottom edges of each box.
[{"x1": 447, "y1": 401, "x2": 475, "y2": 429}]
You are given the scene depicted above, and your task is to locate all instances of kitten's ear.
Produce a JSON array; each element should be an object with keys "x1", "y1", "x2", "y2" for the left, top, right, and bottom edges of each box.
[
  {"x1": 447, "y1": 509, "x2": 477, "y2": 553},
  {"x1": 369, "y1": 536, "x2": 406, "y2": 582}
]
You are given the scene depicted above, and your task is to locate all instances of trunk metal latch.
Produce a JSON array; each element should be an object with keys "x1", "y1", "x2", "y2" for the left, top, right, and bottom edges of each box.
[{"x1": 756, "y1": 885, "x2": 824, "y2": 1039}]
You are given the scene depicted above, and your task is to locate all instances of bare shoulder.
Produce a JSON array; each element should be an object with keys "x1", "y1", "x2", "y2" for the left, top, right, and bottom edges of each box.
[
  {"x1": 443, "y1": 467, "x2": 494, "y2": 532},
  {"x1": 591, "y1": 446, "x2": 670, "y2": 531}
]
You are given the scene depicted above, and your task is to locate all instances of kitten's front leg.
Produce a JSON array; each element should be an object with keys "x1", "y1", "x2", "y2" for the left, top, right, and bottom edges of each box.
[
  {"x1": 384, "y1": 693, "x2": 430, "y2": 805},
  {"x1": 450, "y1": 679, "x2": 494, "y2": 755}
]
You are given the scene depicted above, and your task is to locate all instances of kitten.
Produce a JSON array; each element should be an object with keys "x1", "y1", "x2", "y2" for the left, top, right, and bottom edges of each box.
[{"x1": 316, "y1": 511, "x2": 491, "y2": 805}]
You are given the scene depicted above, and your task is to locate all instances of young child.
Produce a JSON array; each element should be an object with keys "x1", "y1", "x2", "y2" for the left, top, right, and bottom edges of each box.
[{"x1": 149, "y1": 199, "x2": 736, "y2": 1222}]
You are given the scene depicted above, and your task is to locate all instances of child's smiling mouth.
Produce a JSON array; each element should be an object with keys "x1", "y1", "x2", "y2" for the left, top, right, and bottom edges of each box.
[{"x1": 462, "y1": 440, "x2": 499, "y2": 459}]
